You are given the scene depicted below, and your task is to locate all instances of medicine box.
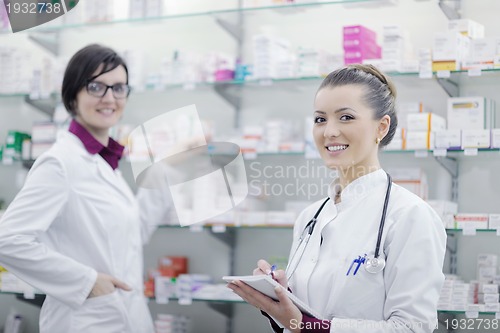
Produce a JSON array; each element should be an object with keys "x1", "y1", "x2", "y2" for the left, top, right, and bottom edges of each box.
[
  {"x1": 405, "y1": 131, "x2": 434, "y2": 150},
  {"x1": 489, "y1": 214, "x2": 500, "y2": 230},
  {"x1": 491, "y1": 129, "x2": 500, "y2": 148},
  {"x1": 343, "y1": 25, "x2": 377, "y2": 42},
  {"x1": 478, "y1": 254, "x2": 498, "y2": 267},
  {"x1": 447, "y1": 97, "x2": 496, "y2": 130},
  {"x1": 448, "y1": 19, "x2": 485, "y2": 39},
  {"x1": 435, "y1": 130, "x2": 461, "y2": 149},
  {"x1": 454, "y1": 214, "x2": 488, "y2": 229},
  {"x1": 406, "y1": 113, "x2": 446, "y2": 132},
  {"x1": 343, "y1": 40, "x2": 381, "y2": 55},
  {"x1": 432, "y1": 32, "x2": 470, "y2": 71},
  {"x1": 461, "y1": 129, "x2": 490, "y2": 149}
]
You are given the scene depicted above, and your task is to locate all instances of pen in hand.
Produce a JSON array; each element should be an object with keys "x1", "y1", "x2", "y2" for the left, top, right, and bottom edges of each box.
[{"x1": 269, "y1": 264, "x2": 277, "y2": 280}]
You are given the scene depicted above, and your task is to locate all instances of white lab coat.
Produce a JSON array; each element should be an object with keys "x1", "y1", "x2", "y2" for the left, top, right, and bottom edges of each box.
[
  {"x1": 286, "y1": 169, "x2": 446, "y2": 333},
  {"x1": 0, "y1": 131, "x2": 154, "y2": 333}
]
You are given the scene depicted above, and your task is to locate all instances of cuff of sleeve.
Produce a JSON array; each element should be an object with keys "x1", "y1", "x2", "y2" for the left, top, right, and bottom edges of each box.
[
  {"x1": 261, "y1": 311, "x2": 284, "y2": 333},
  {"x1": 301, "y1": 314, "x2": 331, "y2": 333},
  {"x1": 76, "y1": 268, "x2": 98, "y2": 306}
]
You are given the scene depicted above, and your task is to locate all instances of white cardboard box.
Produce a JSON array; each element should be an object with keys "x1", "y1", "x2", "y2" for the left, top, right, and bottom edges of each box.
[
  {"x1": 454, "y1": 214, "x2": 488, "y2": 229},
  {"x1": 491, "y1": 129, "x2": 500, "y2": 148},
  {"x1": 406, "y1": 113, "x2": 446, "y2": 131},
  {"x1": 448, "y1": 97, "x2": 496, "y2": 130},
  {"x1": 461, "y1": 129, "x2": 491, "y2": 149},
  {"x1": 448, "y1": 19, "x2": 485, "y2": 39},
  {"x1": 489, "y1": 214, "x2": 500, "y2": 230},
  {"x1": 435, "y1": 130, "x2": 461, "y2": 149},
  {"x1": 406, "y1": 131, "x2": 434, "y2": 150}
]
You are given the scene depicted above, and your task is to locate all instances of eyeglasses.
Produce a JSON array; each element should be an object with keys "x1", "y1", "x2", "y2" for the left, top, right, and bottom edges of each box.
[{"x1": 86, "y1": 81, "x2": 131, "y2": 99}]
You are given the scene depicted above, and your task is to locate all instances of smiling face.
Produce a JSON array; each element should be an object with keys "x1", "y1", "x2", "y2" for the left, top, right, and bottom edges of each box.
[
  {"x1": 74, "y1": 65, "x2": 128, "y2": 141},
  {"x1": 313, "y1": 84, "x2": 389, "y2": 176}
]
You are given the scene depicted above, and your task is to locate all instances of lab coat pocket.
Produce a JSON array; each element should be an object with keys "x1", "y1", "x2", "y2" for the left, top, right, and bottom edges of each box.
[
  {"x1": 71, "y1": 291, "x2": 129, "y2": 333},
  {"x1": 335, "y1": 253, "x2": 386, "y2": 318}
]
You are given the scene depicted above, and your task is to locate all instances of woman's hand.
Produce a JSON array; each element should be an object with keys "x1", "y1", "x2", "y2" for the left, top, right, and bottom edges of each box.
[
  {"x1": 227, "y1": 280, "x2": 302, "y2": 332},
  {"x1": 253, "y1": 259, "x2": 288, "y2": 288},
  {"x1": 88, "y1": 273, "x2": 132, "y2": 298},
  {"x1": 228, "y1": 260, "x2": 301, "y2": 332}
]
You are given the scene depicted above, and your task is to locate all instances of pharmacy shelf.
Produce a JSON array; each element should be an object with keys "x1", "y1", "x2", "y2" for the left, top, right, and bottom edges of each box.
[
  {"x1": 3, "y1": 67, "x2": 500, "y2": 102},
  {"x1": 438, "y1": 310, "x2": 499, "y2": 316},
  {"x1": 208, "y1": 148, "x2": 500, "y2": 158},
  {"x1": 6, "y1": 0, "x2": 376, "y2": 33},
  {"x1": 383, "y1": 148, "x2": 500, "y2": 156},
  {"x1": 446, "y1": 229, "x2": 498, "y2": 234},
  {"x1": 0, "y1": 291, "x2": 45, "y2": 307},
  {"x1": 0, "y1": 93, "x2": 28, "y2": 98},
  {"x1": 149, "y1": 296, "x2": 243, "y2": 304},
  {"x1": 159, "y1": 225, "x2": 498, "y2": 234},
  {"x1": 158, "y1": 224, "x2": 294, "y2": 230}
]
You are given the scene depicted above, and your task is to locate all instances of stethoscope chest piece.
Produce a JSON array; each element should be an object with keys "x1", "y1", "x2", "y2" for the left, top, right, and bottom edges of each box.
[{"x1": 365, "y1": 257, "x2": 386, "y2": 274}]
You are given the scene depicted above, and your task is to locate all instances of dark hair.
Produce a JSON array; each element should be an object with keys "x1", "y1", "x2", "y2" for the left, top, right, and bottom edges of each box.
[
  {"x1": 317, "y1": 64, "x2": 398, "y2": 147},
  {"x1": 61, "y1": 44, "x2": 129, "y2": 117}
]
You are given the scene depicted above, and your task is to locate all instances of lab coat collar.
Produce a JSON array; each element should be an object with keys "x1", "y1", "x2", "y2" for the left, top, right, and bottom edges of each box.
[
  {"x1": 328, "y1": 168, "x2": 387, "y2": 207},
  {"x1": 56, "y1": 131, "x2": 135, "y2": 204}
]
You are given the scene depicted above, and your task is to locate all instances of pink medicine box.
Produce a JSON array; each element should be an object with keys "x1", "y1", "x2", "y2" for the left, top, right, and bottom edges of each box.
[{"x1": 343, "y1": 25, "x2": 377, "y2": 42}]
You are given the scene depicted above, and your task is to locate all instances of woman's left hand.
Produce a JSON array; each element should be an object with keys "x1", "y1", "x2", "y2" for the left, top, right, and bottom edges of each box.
[{"x1": 227, "y1": 280, "x2": 302, "y2": 333}]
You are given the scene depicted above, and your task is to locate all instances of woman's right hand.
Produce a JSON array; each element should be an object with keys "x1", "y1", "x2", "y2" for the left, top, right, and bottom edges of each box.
[
  {"x1": 253, "y1": 259, "x2": 288, "y2": 288},
  {"x1": 88, "y1": 273, "x2": 132, "y2": 298}
]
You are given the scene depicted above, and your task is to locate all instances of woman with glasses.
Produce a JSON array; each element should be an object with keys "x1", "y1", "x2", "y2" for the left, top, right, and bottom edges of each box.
[
  {"x1": 228, "y1": 64, "x2": 446, "y2": 333},
  {"x1": 0, "y1": 44, "x2": 155, "y2": 332}
]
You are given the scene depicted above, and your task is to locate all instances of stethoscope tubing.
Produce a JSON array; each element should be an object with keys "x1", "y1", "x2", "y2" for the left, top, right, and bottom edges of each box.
[{"x1": 286, "y1": 172, "x2": 392, "y2": 279}]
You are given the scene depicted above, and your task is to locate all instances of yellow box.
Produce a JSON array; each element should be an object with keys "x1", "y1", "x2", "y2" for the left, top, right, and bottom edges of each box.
[{"x1": 432, "y1": 61, "x2": 460, "y2": 71}]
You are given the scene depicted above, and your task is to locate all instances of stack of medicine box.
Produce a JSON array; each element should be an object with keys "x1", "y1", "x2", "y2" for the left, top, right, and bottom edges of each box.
[
  {"x1": 437, "y1": 275, "x2": 473, "y2": 311},
  {"x1": 448, "y1": 214, "x2": 500, "y2": 230},
  {"x1": 252, "y1": 34, "x2": 294, "y2": 79},
  {"x1": 437, "y1": 96, "x2": 497, "y2": 150},
  {"x1": 452, "y1": 213, "x2": 488, "y2": 230},
  {"x1": 405, "y1": 111, "x2": 446, "y2": 151},
  {"x1": 30, "y1": 122, "x2": 58, "y2": 160},
  {"x1": 463, "y1": 36, "x2": 499, "y2": 70},
  {"x1": 477, "y1": 254, "x2": 500, "y2": 312},
  {"x1": 432, "y1": 19, "x2": 484, "y2": 71},
  {"x1": 2, "y1": 131, "x2": 30, "y2": 164},
  {"x1": 438, "y1": 255, "x2": 500, "y2": 312},
  {"x1": 448, "y1": 19, "x2": 494, "y2": 71},
  {"x1": 384, "y1": 102, "x2": 431, "y2": 151},
  {"x1": 296, "y1": 48, "x2": 342, "y2": 77},
  {"x1": 0, "y1": 47, "x2": 31, "y2": 94},
  {"x1": 381, "y1": 25, "x2": 417, "y2": 72},
  {"x1": 154, "y1": 314, "x2": 190, "y2": 333},
  {"x1": 343, "y1": 25, "x2": 381, "y2": 65}
]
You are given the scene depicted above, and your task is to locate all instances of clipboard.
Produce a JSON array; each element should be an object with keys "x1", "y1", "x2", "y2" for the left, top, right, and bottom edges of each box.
[{"x1": 223, "y1": 275, "x2": 324, "y2": 320}]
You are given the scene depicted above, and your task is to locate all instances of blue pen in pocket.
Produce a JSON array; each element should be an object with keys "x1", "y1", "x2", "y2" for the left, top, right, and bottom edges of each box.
[{"x1": 346, "y1": 254, "x2": 367, "y2": 276}]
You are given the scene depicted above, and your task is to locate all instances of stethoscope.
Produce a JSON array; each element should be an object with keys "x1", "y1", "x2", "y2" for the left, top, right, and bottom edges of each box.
[{"x1": 286, "y1": 172, "x2": 392, "y2": 280}]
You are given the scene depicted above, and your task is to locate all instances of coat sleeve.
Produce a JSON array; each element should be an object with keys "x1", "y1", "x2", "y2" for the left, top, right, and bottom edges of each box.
[
  {"x1": 330, "y1": 202, "x2": 446, "y2": 333},
  {"x1": 0, "y1": 156, "x2": 97, "y2": 309}
]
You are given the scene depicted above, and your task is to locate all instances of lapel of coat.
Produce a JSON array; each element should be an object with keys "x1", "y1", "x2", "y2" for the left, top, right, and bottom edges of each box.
[{"x1": 62, "y1": 131, "x2": 135, "y2": 205}]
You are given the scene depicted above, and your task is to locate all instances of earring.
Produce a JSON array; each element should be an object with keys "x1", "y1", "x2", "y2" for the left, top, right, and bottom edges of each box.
[{"x1": 375, "y1": 138, "x2": 380, "y2": 144}]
